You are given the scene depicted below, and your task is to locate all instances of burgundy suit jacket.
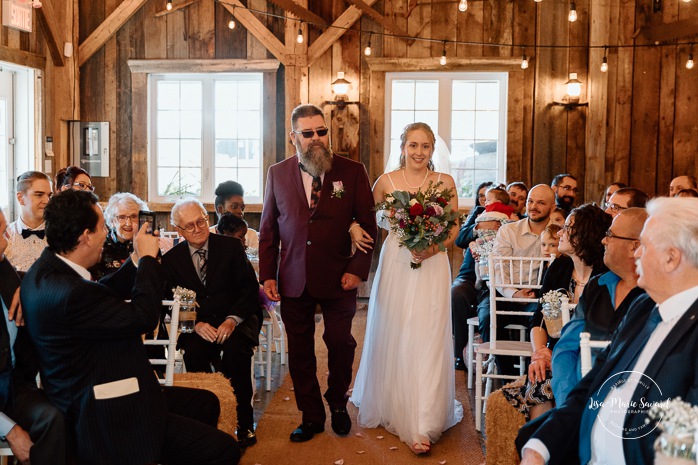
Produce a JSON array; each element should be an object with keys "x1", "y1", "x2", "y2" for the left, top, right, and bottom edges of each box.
[{"x1": 259, "y1": 154, "x2": 377, "y2": 299}]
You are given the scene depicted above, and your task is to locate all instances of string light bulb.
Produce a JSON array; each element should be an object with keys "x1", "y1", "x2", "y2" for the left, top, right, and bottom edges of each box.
[
  {"x1": 31, "y1": 0, "x2": 42, "y2": 7},
  {"x1": 568, "y1": 2, "x2": 577, "y2": 22},
  {"x1": 296, "y1": 23, "x2": 304, "y2": 44},
  {"x1": 687, "y1": 44, "x2": 695, "y2": 70},
  {"x1": 601, "y1": 47, "x2": 608, "y2": 72},
  {"x1": 459, "y1": 0, "x2": 468, "y2": 12},
  {"x1": 166, "y1": 0, "x2": 172, "y2": 11},
  {"x1": 681, "y1": 0, "x2": 691, "y2": 3},
  {"x1": 440, "y1": 42, "x2": 447, "y2": 66},
  {"x1": 364, "y1": 33, "x2": 372, "y2": 56},
  {"x1": 521, "y1": 49, "x2": 529, "y2": 70},
  {"x1": 228, "y1": 6, "x2": 236, "y2": 29},
  {"x1": 534, "y1": 0, "x2": 542, "y2": 3}
]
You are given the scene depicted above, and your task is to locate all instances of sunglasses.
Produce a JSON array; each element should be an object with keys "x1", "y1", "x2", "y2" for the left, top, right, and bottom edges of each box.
[{"x1": 293, "y1": 127, "x2": 329, "y2": 139}]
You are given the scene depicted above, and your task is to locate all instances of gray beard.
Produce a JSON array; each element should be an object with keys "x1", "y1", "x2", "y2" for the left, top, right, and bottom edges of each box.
[{"x1": 297, "y1": 142, "x2": 333, "y2": 177}]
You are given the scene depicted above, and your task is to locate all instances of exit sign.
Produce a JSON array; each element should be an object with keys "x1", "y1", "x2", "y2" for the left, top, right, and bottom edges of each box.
[{"x1": 2, "y1": 0, "x2": 33, "y2": 33}]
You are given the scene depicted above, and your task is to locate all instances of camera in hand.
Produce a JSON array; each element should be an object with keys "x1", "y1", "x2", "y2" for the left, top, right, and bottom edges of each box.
[{"x1": 138, "y1": 210, "x2": 156, "y2": 235}]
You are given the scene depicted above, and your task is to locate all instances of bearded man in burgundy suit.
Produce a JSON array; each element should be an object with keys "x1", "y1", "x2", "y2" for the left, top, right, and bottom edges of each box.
[{"x1": 259, "y1": 104, "x2": 377, "y2": 443}]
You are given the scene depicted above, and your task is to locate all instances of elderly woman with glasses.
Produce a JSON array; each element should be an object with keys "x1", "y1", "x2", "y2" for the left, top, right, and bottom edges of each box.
[
  {"x1": 55, "y1": 166, "x2": 94, "y2": 194},
  {"x1": 89, "y1": 192, "x2": 149, "y2": 280}
]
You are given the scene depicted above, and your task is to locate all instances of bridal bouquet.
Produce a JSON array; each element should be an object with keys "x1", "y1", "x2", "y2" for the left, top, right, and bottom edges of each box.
[{"x1": 375, "y1": 180, "x2": 459, "y2": 269}]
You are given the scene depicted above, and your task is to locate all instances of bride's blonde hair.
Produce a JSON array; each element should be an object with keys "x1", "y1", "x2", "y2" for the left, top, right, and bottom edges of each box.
[{"x1": 399, "y1": 122, "x2": 436, "y2": 171}]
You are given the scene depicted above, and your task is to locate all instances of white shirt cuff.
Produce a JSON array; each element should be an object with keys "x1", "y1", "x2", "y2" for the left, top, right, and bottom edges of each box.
[
  {"x1": 498, "y1": 287, "x2": 518, "y2": 299},
  {"x1": 227, "y1": 315, "x2": 243, "y2": 324},
  {"x1": 0, "y1": 412, "x2": 16, "y2": 438},
  {"x1": 523, "y1": 439, "x2": 550, "y2": 464}
]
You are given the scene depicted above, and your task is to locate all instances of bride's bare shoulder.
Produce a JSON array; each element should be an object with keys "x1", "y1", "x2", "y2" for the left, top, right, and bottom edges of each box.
[{"x1": 434, "y1": 172, "x2": 456, "y2": 188}]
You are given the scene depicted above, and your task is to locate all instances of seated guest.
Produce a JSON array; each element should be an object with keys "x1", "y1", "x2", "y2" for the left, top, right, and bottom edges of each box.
[
  {"x1": 507, "y1": 182, "x2": 529, "y2": 219},
  {"x1": 21, "y1": 190, "x2": 239, "y2": 465},
  {"x1": 451, "y1": 181, "x2": 494, "y2": 370},
  {"x1": 550, "y1": 208, "x2": 648, "y2": 404},
  {"x1": 669, "y1": 174, "x2": 697, "y2": 197},
  {"x1": 216, "y1": 212, "x2": 249, "y2": 245},
  {"x1": 212, "y1": 181, "x2": 259, "y2": 251},
  {"x1": 604, "y1": 186, "x2": 648, "y2": 218},
  {"x1": 54, "y1": 166, "x2": 93, "y2": 194},
  {"x1": 540, "y1": 224, "x2": 562, "y2": 260},
  {"x1": 484, "y1": 186, "x2": 518, "y2": 220},
  {"x1": 550, "y1": 174, "x2": 578, "y2": 215},
  {"x1": 676, "y1": 188, "x2": 698, "y2": 198},
  {"x1": 163, "y1": 198, "x2": 260, "y2": 449},
  {"x1": 601, "y1": 181, "x2": 626, "y2": 207},
  {"x1": 548, "y1": 207, "x2": 566, "y2": 227},
  {"x1": 0, "y1": 206, "x2": 66, "y2": 465},
  {"x1": 89, "y1": 192, "x2": 148, "y2": 280},
  {"x1": 518, "y1": 197, "x2": 698, "y2": 465},
  {"x1": 5, "y1": 171, "x2": 52, "y2": 272}
]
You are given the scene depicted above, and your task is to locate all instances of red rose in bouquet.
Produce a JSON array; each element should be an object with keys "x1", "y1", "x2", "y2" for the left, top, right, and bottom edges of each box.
[{"x1": 409, "y1": 203, "x2": 424, "y2": 216}]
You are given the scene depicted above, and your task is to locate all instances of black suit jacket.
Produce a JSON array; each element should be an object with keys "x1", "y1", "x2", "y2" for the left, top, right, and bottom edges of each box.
[
  {"x1": 162, "y1": 233, "x2": 260, "y2": 346},
  {"x1": 531, "y1": 293, "x2": 698, "y2": 464},
  {"x1": 21, "y1": 249, "x2": 167, "y2": 465}
]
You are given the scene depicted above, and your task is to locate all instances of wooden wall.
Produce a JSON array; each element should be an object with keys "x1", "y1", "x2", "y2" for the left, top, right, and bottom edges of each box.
[{"x1": 74, "y1": 0, "x2": 697, "y2": 207}]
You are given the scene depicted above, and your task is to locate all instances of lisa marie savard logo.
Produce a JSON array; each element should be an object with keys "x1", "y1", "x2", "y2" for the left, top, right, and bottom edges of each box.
[{"x1": 587, "y1": 370, "x2": 669, "y2": 439}]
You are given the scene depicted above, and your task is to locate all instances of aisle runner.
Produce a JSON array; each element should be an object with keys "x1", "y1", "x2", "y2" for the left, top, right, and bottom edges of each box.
[{"x1": 242, "y1": 307, "x2": 484, "y2": 465}]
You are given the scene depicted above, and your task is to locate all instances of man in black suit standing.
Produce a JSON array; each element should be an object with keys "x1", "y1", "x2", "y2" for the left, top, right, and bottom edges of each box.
[
  {"x1": 0, "y1": 206, "x2": 65, "y2": 464},
  {"x1": 520, "y1": 196, "x2": 698, "y2": 465},
  {"x1": 21, "y1": 190, "x2": 239, "y2": 465},
  {"x1": 162, "y1": 198, "x2": 260, "y2": 448}
]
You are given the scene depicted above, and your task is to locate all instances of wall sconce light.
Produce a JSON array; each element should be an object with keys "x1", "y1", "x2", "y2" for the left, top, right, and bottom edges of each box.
[
  {"x1": 553, "y1": 73, "x2": 588, "y2": 109},
  {"x1": 325, "y1": 72, "x2": 360, "y2": 109}
]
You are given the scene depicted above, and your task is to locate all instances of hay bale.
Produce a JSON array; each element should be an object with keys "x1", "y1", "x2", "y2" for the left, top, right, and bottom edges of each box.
[
  {"x1": 173, "y1": 372, "x2": 237, "y2": 436},
  {"x1": 485, "y1": 388, "x2": 526, "y2": 465}
]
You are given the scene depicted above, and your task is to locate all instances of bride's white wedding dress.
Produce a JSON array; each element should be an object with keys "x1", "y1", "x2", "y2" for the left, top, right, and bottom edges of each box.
[{"x1": 350, "y1": 211, "x2": 463, "y2": 448}]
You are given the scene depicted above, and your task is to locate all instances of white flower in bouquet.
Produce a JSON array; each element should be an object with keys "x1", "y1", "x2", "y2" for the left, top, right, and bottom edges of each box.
[
  {"x1": 172, "y1": 286, "x2": 196, "y2": 303},
  {"x1": 540, "y1": 290, "x2": 565, "y2": 306},
  {"x1": 648, "y1": 397, "x2": 698, "y2": 436}
]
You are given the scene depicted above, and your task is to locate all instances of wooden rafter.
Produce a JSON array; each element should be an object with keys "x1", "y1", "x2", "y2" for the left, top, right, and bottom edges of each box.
[
  {"x1": 78, "y1": 0, "x2": 149, "y2": 67},
  {"x1": 155, "y1": 0, "x2": 200, "y2": 17},
  {"x1": 35, "y1": 0, "x2": 64, "y2": 67},
  {"x1": 307, "y1": 0, "x2": 377, "y2": 67},
  {"x1": 344, "y1": 0, "x2": 408, "y2": 39},
  {"x1": 641, "y1": 18, "x2": 698, "y2": 43},
  {"x1": 220, "y1": 0, "x2": 288, "y2": 65},
  {"x1": 266, "y1": 0, "x2": 327, "y2": 28}
]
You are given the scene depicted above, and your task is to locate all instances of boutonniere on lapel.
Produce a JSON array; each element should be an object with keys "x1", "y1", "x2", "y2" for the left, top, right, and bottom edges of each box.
[{"x1": 331, "y1": 181, "x2": 345, "y2": 198}]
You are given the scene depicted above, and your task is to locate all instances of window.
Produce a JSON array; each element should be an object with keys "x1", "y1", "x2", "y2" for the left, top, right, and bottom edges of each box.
[
  {"x1": 149, "y1": 73, "x2": 264, "y2": 203},
  {"x1": 385, "y1": 72, "x2": 508, "y2": 206}
]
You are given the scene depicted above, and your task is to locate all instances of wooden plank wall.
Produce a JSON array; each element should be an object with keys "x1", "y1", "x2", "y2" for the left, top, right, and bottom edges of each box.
[{"x1": 72, "y1": 0, "x2": 697, "y2": 206}]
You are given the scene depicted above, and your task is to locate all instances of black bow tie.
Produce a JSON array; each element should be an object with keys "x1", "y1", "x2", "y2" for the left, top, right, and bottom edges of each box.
[{"x1": 21, "y1": 229, "x2": 45, "y2": 240}]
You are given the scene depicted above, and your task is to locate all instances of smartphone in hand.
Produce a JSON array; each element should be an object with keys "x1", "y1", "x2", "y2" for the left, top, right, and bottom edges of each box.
[{"x1": 138, "y1": 210, "x2": 156, "y2": 234}]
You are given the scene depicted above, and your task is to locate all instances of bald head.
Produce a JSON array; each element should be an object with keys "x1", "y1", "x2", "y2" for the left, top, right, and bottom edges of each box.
[
  {"x1": 526, "y1": 184, "x2": 556, "y2": 223},
  {"x1": 616, "y1": 208, "x2": 648, "y2": 240},
  {"x1": 670, "y1": 175, "x2": 697, "y2": 197}
]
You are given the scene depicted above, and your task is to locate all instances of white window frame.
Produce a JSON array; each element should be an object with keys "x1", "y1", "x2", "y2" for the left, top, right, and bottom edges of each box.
[
  {"x1": 148, "y1": 72, "x2": 264, "y2": 204},
  {"x1": 384, "y1": 72, "x2": 508, "y2": 207}
]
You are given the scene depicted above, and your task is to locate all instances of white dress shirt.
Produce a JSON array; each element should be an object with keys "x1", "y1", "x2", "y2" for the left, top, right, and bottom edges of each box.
[
  {"x1": 5, "y1": 218, "x2": 47, "y2": 272},
  {"x1": 491, "y1": 218, "x2": 543, "y2": 298}
]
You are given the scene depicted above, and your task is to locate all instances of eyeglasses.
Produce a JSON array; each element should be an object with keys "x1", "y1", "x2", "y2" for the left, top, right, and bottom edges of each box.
[
  {"x1": 605, "y1": 203, "x2": 627, "y2": 214},
  {"x1": 560, "y1": 184, "x2": 579, "y2": 193},
  {"x1": 72, "y1": 182, "x2": 95, "y2": 192},
  {"x1": 605, "y1": 229, "x2": 638, "y2": 242},
  {"x1": 292, "y1": 127, "x2": 329, "y2": 139},
  {"x1": 116, "y1": 214, "x2": 138, "y2": 223},
  {"x1": 175, "y1": 216, "x2": 209, "y2": 233}
]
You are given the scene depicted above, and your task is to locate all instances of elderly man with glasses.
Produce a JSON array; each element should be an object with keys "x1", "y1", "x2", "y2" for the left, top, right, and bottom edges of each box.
[
  {"x1": 550, "y1": 174, "x2": 579, "y2": 216},
  {"x1": 162, "y1": 198, "x2": 261, "y2": 449}
]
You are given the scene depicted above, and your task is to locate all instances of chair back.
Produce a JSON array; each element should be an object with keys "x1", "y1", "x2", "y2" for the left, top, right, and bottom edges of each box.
[
  {"x1": 143, "y1": 300, "x2": 180, "y2": 386},
  {"x1": 579, "y1": 331, "x2": 611, "y2": 377},
  {"x1": 488, "y1": 255, "x2": 553, "y2": 346}
]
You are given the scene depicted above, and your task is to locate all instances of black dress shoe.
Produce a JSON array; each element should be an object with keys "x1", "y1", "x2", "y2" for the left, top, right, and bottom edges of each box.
[
  {"x1": 236, "y1": 427, "x2": 257, "y2": 448},
  {"x1": 290, "y1": 422, "x2": 325, "y2": 442},
  {"x1": 331, "y1": 408, "x2": 351, "y2": 436},
  {"x1": 455, "y1": 357, "x2": 467, "y2": 371}
]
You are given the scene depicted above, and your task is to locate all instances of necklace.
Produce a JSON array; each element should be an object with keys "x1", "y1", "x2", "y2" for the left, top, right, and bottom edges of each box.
[{"x1": 402, "y1": 169, "x2": 430, "y2": 190}]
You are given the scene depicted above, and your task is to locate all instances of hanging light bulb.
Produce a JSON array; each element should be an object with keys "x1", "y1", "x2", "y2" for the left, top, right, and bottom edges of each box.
[
  {"x1": 687, "y1": 47, "x2": 695, "y2": 69},
  {"x1": 521, "y1": 49, "x2": 529, "y2": 70},
  {"x1": 31, "y1": 0, "x2": 42, "y2": 8},
  {"x1": 166, "y1": 0, "x2": 172, "y2": 11},
  {"x1": 534, "y1": 0, "x2": 542, "y2": 3},
  {"x1": 568, "y1": 2, "x2": 577, "y2": 22},
  {"x1": 228, "y1": 6, "x2": 236, "y2": 29},
  {"x1": 601, "y1": 47, "x2": 608, "y2": 72},
  {"x1": 681, "y1": 0, "x2": 691, "y2": 3},
  {"x1": 458, "y1": 0, "x2": 468, "y2": 12},
  {"x1": 440, "y1": 42, "x2": 447, "y2": 66},
  {"x1": 296, "y1": 23, "x2": 304, "y2": 44},
  {"x1": 364, "y1": 33, "x2": 372, "y2": 56}
]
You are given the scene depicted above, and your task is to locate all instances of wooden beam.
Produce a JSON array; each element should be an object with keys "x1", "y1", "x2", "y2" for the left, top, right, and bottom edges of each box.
[
  {"x1": 640, "y1": 18, "x2": 698, "y2": 43},
  {"x1": 0, "y1": 44, "x2": 46, "y2": 70},
  {"x1": 154, "y1": 0, "x2": 200, "y2": 17},
  {"x1": 127, "y1": 58, "x2": 281, "y2": 74},
  {"x1": 266, "y1": 0, "x2": 327, "y2": 27},
  {"x1": 345, "y1": 0, "x2": 408, "y2": 38},
  {"x1": 220, "y1": 0, "x2": 288, "y2": 65},
  {"x1": 307, "y1": 0, "x2": 378, "y2": 67},
  {"x1": 78, "y1": 0, "x2": 149, "y2": 67},
  {"x1": 35, "y1": 0, "x2": 65, "y2": 67},
  {"x1": 365, "y1": 57, "x2": 522, "y2": 72}
]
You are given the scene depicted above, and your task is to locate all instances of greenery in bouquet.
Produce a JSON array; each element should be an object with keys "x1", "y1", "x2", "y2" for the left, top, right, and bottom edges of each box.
[{"x1": 375, "y1": 180, "x2": 460, "y2": 269}]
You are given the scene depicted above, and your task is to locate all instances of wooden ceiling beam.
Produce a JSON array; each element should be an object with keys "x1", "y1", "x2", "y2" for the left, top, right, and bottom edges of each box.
[
  {"x1": 307, "y1": 0, "x2": 378, "y2": 67},
  {"x1": 344, "y1": 0, "x2": 407, "y2": 39},
  {"x1": 78, "y1": 0, "x2": 149, "y2": 67},
  {"x1": 0, "y1": 44, "x2": 46, "y2": 70},
  {"x1": 640, "y1": 18, "x2": 698, "y2": 43},
  {"x1": 266, "y1": 0, "x2": 327, "y2": 28},
  {"x1": 220, "y1": 0, "x2": 288, "y2": 65},
  {"x1": 35, "y1": 0, "x2": 65, "y2": 67}
]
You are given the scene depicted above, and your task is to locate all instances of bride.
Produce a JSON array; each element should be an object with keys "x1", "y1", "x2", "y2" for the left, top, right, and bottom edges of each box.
[{"x1": 349, "y1": 122, "x2": 463, "y2": 454}]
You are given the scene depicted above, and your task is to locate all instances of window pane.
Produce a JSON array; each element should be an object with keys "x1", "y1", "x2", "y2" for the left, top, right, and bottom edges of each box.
[
  {"x1": 238, "y1": 111, "x2": 261, "y2": 139},
  {"x1": 475, "y1": 111, "x2": 499, "y2": 139},
  {"x1": 215, "y1": 140, "x2": 238, "y2": 167},
  {"x1": 237, "y1": 168, "x2": 261, "y2": 197},
  {"x1": 181, "y1": 168, "x2": 202, "y2": 196},
  {"x1": 414, "y1": 111, "x2": 438, "y2": 134},
  {"x1": 392, "y1": 81, "x2": 415, "y2": 109},
  {"x1": 452, "y1": 110, "x2": 476, "y2": 140},
  {"x1": 453, "y1": 169, "x2": 474, "y2": 198},
  {"x1": 180, "y1": 111, "x2": 202, "y2": 139},
  {"x1": 180, "y1": 139, "x2": 202, "y2": 167},
  {"x1": 237, "y1": 139, "x2": 261, "y2": 164},
  {"x1": 474, "y1": 141, "x2": 497, "y2": 169},
  {"x1": 157, "y1": 139, "x2": 179, "y2": 167},
  {"x1": 414, "y1": 81, "x2": 438, "y2": 110},
  {"x1": 391, "y1": 111, "x2": 414, "y2": 139},
  {"x1": 158, "y1": 167, "x2": 180, "y2": 196},
  {"x1": 215, "y1": 81, "x2": 237, "y2": 109},
  {"x1": 451, "y1": 140, "x2": 475, "y2": 169},
  {"x1": 157, "y1": 111, "x2": 180, "y2": 138},
  {"x1": 453, "y1": 81, "x2": 476, "y2": 110},
  {"x1": 180, "y1": 82, "x2": 202, "y2": 110},
  {"x1": 476, "y1": 82, "x2": 499, "y2": 111},
  {"x1": 215, "y1": 111, "x2": 237, "y2": 139},
  {"x1": 238, "y1": 82, "x2": 261, "y2": 110},
  {"x1": 157, "y1": 82, "x2": 180, "y2": 110}
]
